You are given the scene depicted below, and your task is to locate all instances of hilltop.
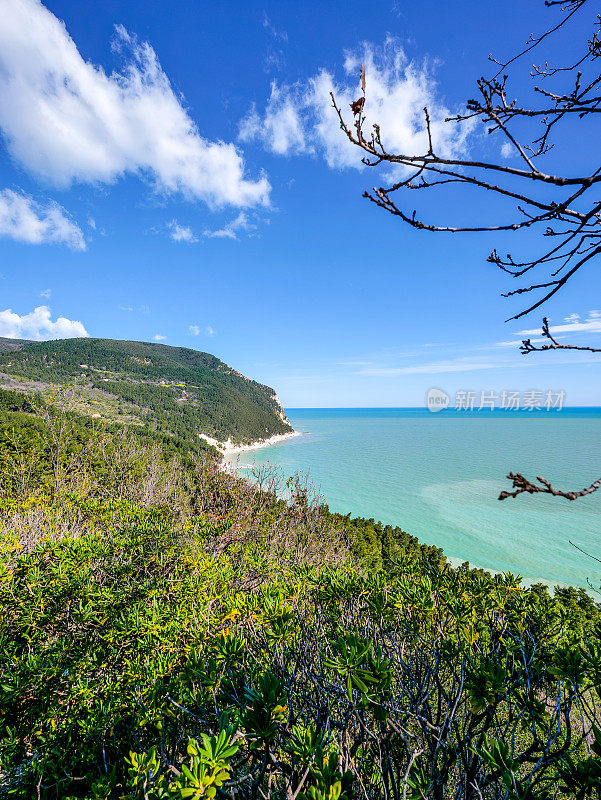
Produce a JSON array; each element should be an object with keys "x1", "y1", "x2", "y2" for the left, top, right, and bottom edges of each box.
[{"x1": 0, "y1": 336, "x2": 293, "y2": 454}]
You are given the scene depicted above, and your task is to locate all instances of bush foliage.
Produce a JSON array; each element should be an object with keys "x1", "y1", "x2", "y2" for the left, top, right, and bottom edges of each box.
[{"x1": 1, "y1": 396, "x2": 601, "y2": 799}]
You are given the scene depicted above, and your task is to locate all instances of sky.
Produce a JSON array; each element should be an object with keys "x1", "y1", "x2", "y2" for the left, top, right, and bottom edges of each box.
[{"x1": 0, "y1": 0, "x2": 600, "y2": 406}]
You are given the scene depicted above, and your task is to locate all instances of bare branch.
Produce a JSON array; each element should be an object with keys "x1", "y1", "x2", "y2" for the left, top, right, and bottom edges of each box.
[
  {"x1": 499, "y1": 471, "x2": 601, "y2": 500},
  {"x1": 520, "y1": 316, "x2": 601, "y2": 353},
  {"x1": 330, "y1": 0, "x2": 601, "y2": 323},
  {"x1": 333, "y1": 0, "x2": 601, "y2": 503},
  {"x1": 489, "y1": 0, "x2": 587, "y2": 78}
]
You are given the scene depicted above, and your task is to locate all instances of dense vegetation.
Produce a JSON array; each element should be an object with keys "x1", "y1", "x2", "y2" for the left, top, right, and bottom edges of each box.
[
  {"x1": 0, "y1": 386, "x2": 210, "y2": 479},
  {"x1": 0, "y1": 337, "x2": 293, "y2": 446},
  {"x1": 1, "y1": 392, "x2": 601, "y2": 798}
]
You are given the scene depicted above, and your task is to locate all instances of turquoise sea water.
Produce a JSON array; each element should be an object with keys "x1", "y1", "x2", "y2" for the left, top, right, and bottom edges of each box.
[{"x1": 230, "y1": 408, "x2": 601, "y2": 589}]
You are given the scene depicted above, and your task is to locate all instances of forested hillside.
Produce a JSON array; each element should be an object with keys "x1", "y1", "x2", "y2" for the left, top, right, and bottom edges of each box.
[{"x1": 0, "y1": 337, "x2": 293, "y2": 450}]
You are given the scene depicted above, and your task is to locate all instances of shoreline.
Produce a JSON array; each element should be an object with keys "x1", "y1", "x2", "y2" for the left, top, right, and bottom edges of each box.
[
  {"x1": 200, "y1": 429, "x2": 301, "y2": 458},
  {"x1": 203, "y1": 421, "x2": 578, "y2": 591}
]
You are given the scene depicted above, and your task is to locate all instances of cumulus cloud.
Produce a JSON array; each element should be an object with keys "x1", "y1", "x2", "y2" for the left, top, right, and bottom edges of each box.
[
  {"x1": 189, "y1": 325, "x2": 200, "y2": 336},
  {"x1": 204, "y1": 211, "x2": 255, "y2": 240},
  {"x1": 0, "y1": 189, "x2": 85, "y2": 249},
  {"x1": 240, "y1": 83, "x2": 308, "y2": 157},
  {"x1": 153, "y1": 334, "x2": 167, "y2": 341},
  {"x1": 169, "y1": 221, "x2": 198, "y2": 243},
  {"x1": 0, "y1": 0, "x2": 270, "y2": 208},
  {"x1": 0, "y1": 305, "x2": 88, "y2": 340},
  {"x1": 240, "y1": 38, "x2": 471, "y2": 171}
]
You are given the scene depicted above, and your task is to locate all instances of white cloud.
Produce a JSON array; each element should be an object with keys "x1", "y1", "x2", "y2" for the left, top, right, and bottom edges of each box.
[
  {"x1": 355, "y1": 336, "x2": 601, "y2": 375},
  {"x1": 204, "y1": 211, "x2": 255, "y2": 240},
  {"x1": 501, "y1": 141, "x2": 513, "y2": 158},
  {"x1": 119, "y1": 303, "x2": 151, "y2": 314},
  {"x1": 40, "y1": 288, "x2": 51, "y2": 299},
  {"x1": 240, "y1": 38, "x2": 471, "y2": 171},
  {"x1": 153, "y1": 334, "x2": 167, "y2": 341},
  {"x1": 495, "y1": 338, "x2": 547, "y2": 348},
  {"x1": 0, "y1": 305, "x2": 88, "y2": 340},
  {"x1": 169, "y1": 220, "x2": 198, "y2": 243},
  {"x1": 240, "y1": 83, "x2": 309, "y2": 156},
  {"x1": 189, "y1": 324, "x2": 214, "y2": 337},
  {"x1": 0, "y1": 189, "x2": 85, "y2": 249},
  {"x1": 356, "y1": 357, "x2": 505, "y2": 376},
  {"x1": 0, "y1": 0, "x2": 270, "y2": 209},
  {"x1": 517, "y1": 311, "x2": 601, "y2": 337}
]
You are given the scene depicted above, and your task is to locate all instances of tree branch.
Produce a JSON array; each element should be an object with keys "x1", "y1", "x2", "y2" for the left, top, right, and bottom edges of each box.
[
  {"x1": 330, "y1": 0, "x2": 601, "y2": 324},
  {"x1": 499, "y1": 471, "x2": 601, "y2": 500},
  {"x1": 520, "y1": 316, "x2": 601, "y2": 353}
]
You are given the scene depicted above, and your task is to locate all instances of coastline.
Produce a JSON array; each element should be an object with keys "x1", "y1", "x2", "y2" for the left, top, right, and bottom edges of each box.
[
  {"x1": 199, "y1": 429, "x2": 301, "y2": 458},
  {"x1": 202, "y1": 410, "x2": 583, "y2": 590},
  {"x1": 209, "y1": 407, "x2": 601, "y2": 590}
]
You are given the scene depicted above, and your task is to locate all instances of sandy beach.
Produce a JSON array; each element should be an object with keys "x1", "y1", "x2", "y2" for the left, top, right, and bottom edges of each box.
[{"x1": 199, "y1": 429, "x2": 301, "y2": 458}]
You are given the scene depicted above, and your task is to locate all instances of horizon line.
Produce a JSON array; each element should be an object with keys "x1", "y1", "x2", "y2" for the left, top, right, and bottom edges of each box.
[{"x1": 283, "y1": 405, "x2": 601, "y2": 410}]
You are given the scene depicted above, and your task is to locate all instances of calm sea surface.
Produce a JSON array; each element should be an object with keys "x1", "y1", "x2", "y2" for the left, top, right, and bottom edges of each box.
[{"x1": 229, "y1": 408, "x2": 601, "y2": 589}]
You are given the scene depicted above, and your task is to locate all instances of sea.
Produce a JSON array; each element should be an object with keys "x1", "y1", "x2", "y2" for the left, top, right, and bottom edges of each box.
[{"x1": 227, "y1": 408, "x2": 601, "y2": 590}]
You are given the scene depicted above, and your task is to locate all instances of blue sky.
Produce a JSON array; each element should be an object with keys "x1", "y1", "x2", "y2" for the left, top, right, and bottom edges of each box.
[{"x1": 0, "y1": 0, "x2": 600, "y2": 406}]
